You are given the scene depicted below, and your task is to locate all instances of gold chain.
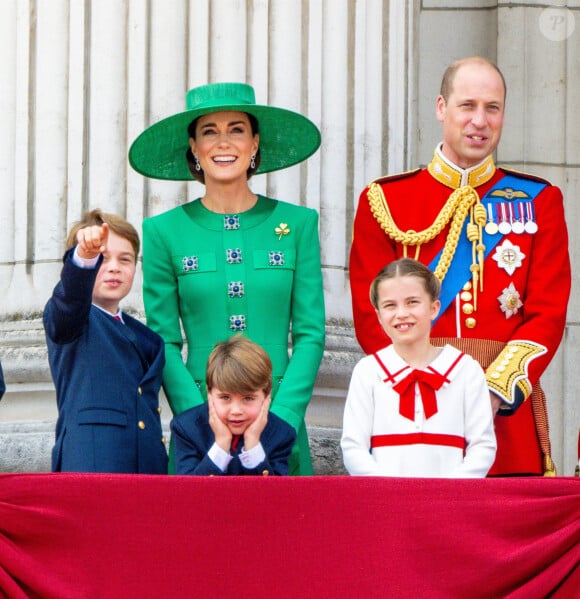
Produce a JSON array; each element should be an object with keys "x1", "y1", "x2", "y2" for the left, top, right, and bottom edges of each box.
[{"x1": 367, "y1": 182, "x2": 483, "y2": 285}]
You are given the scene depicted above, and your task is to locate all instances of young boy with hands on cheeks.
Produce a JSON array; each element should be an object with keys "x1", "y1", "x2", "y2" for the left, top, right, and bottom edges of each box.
[
  {"x1": 171, "y1": 336, "x2": 296, "y2": 476},
  {"x1": 44, "y1": 209, "x2": 167, "y2": 474},
  {"x1": 341, "y1": 258, "x2": 496, "y2": 478}
]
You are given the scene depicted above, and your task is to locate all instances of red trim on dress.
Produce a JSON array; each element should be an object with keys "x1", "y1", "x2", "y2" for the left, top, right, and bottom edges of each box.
[{"x1": 371, "y1": 432, "x2": 466, "y2": 450}]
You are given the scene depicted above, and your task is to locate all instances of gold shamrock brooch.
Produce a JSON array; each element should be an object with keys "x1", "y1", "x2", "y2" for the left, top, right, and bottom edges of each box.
[{"x1": 275, "y1": 223, "x2": 290, "y2": 240}]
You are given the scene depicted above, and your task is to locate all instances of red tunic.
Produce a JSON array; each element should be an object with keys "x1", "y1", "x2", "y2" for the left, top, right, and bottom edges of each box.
[{"x1": 349, "y1": 148, "x2": 571, "y2": 475}]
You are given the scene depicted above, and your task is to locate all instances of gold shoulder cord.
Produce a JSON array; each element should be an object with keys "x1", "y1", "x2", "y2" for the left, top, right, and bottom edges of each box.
[{"x1": 367, "y1": 182, "x2": 486, "y2": 303}]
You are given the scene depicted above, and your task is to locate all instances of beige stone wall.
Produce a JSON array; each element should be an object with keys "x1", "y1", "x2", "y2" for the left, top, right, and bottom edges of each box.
[{"x1": 0, "y1": 1, "x2": 578, "y2": 473}]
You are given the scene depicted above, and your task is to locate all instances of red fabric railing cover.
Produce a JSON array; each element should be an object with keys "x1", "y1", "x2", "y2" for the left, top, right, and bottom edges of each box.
[{"x1": 0, "y1": 474, "x2": 578, "y2": 598}]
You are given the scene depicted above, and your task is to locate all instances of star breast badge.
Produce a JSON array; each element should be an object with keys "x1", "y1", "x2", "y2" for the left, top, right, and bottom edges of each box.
[
  {"x1": 492, "y1": 239, "x2": 526, "y2": 276},
  {"x1": 498, "y1": 283, "x2": 523, "y2": 318}
]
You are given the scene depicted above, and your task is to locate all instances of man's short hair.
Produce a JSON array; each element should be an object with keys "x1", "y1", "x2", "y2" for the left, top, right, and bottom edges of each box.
[{"x1": 439, "y1": 56, "x2": 507, "y2": 102}]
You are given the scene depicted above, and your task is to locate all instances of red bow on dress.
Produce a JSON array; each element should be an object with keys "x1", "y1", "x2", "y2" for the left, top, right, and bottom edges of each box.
[{"x1": 392, "y1": 369, "x2": 446, "y2": 421}]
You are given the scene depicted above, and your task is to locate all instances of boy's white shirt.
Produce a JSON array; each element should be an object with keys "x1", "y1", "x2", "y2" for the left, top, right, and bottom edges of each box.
[
  {"x1": 72, "y1": 246, "x2": 100, "y2": 269},
  {"x1": 209, "y1": 441, "x2": 266, "y2": 472}
]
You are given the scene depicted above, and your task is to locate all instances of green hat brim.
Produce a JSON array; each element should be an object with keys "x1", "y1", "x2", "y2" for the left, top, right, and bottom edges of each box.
[{"x1": 129, "y1": 104, "x2": 321, "y2": 180}]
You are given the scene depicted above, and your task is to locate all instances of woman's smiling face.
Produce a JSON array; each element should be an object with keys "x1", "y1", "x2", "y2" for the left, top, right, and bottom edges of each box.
[{"x1": 189, "y1": 111, "x2": 259, "y2": 185}]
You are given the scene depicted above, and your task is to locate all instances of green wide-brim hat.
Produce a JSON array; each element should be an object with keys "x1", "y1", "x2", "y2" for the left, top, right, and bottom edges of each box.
[{"x1": 128, "y1": 82, "x2": 321, "y2": 180}]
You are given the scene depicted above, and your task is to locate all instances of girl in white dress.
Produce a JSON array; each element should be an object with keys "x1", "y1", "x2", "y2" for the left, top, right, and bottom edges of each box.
[{"x1": 341, "y1": 258, "x2": 496, "y2": 477}]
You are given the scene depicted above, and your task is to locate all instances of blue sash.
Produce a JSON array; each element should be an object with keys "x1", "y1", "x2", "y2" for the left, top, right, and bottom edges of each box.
[{"x1": 430, "y1": 174, "x2": 546, "y2": 323}]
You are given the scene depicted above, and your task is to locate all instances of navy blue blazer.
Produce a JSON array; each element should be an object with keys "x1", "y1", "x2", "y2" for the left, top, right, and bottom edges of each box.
[
  {"x1": 171, "y1": 402, "x2": 296, "y2": 476},
  {"x1": 43, "y1": 250, "x2": 168, "y2": 474}
]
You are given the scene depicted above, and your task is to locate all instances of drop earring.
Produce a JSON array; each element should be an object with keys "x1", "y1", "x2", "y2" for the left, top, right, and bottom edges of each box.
[
  {"x1": 194, "y1": 155, "x2": 201, "y2": 171},
  {"x1": 250, "y1": 154, "x2": 256, "y2": 169}
]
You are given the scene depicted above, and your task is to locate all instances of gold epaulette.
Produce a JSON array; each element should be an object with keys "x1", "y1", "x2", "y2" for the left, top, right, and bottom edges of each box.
[
  {"x1": 486, "y1": 340, "x2": 547, "y2": 405},
  {"x1": 370, "y1": 168, "x2": 421, "y2": 187},
  {"x1": 497, "y1": 166, "x2": 552, "y2": 187}
]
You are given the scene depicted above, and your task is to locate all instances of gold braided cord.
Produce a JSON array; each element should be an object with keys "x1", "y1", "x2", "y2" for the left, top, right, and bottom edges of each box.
[
  {"x1": 367, "y1": 182, "x2": 482, "y2": 285},
  {"x1": 368, "y1": 182, "x2": 463, "y2": 246},
  {"x1": 433, "y1": 188, "x2": 477, "y2": 282}
]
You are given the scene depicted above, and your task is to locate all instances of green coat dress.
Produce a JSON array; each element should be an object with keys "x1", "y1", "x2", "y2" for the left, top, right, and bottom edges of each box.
[{"x1": 142, "y1": 195, "x2": 325, "y2": 474}]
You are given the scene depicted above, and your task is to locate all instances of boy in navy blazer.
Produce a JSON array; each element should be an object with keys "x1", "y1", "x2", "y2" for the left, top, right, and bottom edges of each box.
[
  {"x1": 171, "y1": 336, "x2": 296, "y2": 475},
  {"x1": 44, "y1": 210, "x2": 168, "y2": 473}
]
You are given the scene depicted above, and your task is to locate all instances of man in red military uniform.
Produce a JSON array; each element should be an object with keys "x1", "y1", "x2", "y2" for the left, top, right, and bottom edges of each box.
[{"x1": 349, "y1": 56, "x2": 570, "y2": 475}]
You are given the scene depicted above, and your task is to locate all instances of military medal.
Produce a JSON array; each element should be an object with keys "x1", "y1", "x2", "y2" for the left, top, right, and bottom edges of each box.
[
  {"x1": 511, "y1": 203, "x2": 525, "y2": 234},
  {"x1": 498, "y1": 203, "x2": 511, "y2": 235},
  {"x1": 524, "y1": 202, "x2": 538, "y2": 234},
  {"x1": 484, "y1": 203, "x2": 499, "y2": 235}
]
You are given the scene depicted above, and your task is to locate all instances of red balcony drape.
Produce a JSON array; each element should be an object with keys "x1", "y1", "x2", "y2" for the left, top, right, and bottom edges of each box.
[{"x1": 0, "y1": 474, "x2": 578, "y2": 598}]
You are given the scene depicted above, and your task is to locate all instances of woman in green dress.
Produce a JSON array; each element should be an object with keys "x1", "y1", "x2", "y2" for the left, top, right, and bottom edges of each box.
[{"x1": 129, "y1": 83, "x2": 325, "y2": 474}]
